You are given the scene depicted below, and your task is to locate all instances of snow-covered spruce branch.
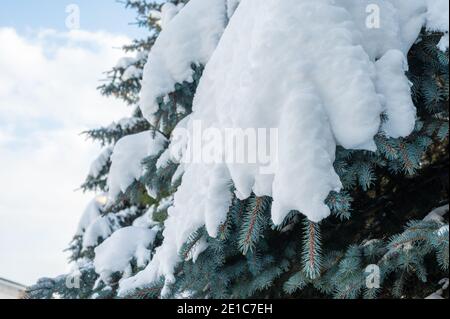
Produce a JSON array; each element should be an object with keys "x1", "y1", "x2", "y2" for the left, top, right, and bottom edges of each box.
[{"x1": 27, "y1": 0, "x2": 449, "y2": 299}]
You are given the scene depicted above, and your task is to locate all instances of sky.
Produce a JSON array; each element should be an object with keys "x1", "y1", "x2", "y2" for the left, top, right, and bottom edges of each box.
[
  {"x1": 0, "y1": 0, "x2": 145, "y2": 38},
  {"x1": 0, "y1": 1, "x2": 145, "y2": 285}
]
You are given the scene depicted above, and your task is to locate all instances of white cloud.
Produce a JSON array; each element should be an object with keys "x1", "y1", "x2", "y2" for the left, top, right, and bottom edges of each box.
[{"x1": 0, "y1": 27, "x2": 132, "y2": 285}]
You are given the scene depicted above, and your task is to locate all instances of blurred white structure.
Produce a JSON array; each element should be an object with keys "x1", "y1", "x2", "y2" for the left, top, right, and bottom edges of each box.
[{"x1": 0, "y1": 278, "x2": 26, "y2": 299}]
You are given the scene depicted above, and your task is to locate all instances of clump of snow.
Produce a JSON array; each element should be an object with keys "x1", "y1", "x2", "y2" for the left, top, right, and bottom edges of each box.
[
  {"x1": 122, "y1": 65, "x2": 143, "y2": 81},
  {"x1": 437, "y1": 34, "x2": 449, "y2": 52},
  {"x1": 120, "y1": 0, "x2": 449, "y2": 295},
  {"x1": 116, "y1": 51, "x2": 148, "y2": 70},
  {"x1": 425, "y1": 0, "x2": 449, "y2": 51},
  {"x1": 82, "y1": 207, "x2": 139, "y2": 249},
  {"x1": 107, "y1": 131, "x2": 167, "y2": 201},
  {"x1": 88, "y1": 146, "x2": 113, "y2": 179},
  {"x1": 82, "y1": 216, "x2": 116, "y2": 249},
  {"x1": 139, "y1": 0, "x2": 227, "y2": 123},
  {"x1": 106, "y1": 117, "x2": 147, "y2": 132},
  {"x1": 75, "y1": 196, "x2": 106, "y2": 236},
  {"x1": 426, "y1": 278, "x2": 449, "y2": 299},
  {"x1": 189, "y1": 237, "x2": 208, "y2": 263},
  {"x1": 116, "y1": 57, "x2": 136, "y2": 70},
  {"x1": 226, "y1": 0, "x2": 240, "y2": 19},
  {"x1": 425, "y1": 0, "x2": 449, "y2": 33},
  {"x1": 375, "y1": 50, "x2": 416, "y2": 138},
  {"x1": 149, "y1": 3, "x2": 184, "y2": 29},
  {"x1": 169, "y1": 0, "x2": 423, "y2": 227},
  {"x1": 94, "y1": 226, "x2": 158, "y2": 282},
  {"x1": 341, "y1": 0, "x2": 432, "y2": 59},
  {"x1": 157, "y1": 196, "x2": 174, "y2": 212},
  {"x1": 119, "y1": 164, "x2": 232, "y2": 295},
  {"x1": 156, "y1": 148, "x2": 172, "y2": 170},
  {"x1": 160, "y1": 3, "x2": 185, "y2": 29},
  {"x1": 424, "y1": 205, "x2": 449, "y2": 222},
  {"x1": 132, "y1": 207, "x2": 159, "y2": 229},
  {"x1": 437, "y1": 225, "x2": 449, "y2": 237}
]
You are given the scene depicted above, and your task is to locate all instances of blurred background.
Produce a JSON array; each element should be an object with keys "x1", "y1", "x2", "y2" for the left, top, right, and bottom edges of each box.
[{"x1": 0, "y1": 0, "x2": 143, "y2": 286}]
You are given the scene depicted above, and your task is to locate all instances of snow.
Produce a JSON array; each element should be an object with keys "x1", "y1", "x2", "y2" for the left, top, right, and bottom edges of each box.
[
  {"x1": 82, "y1": 215, "x2": 115, "y2": 249},
  {"x1": 426, "y1": 278, "x2": 449, "y2": 299},
  {"x1": 132, "y1": 207, "x2": 157, "y2": 228},
  {"x1": 117, "y1": 0, "x2": 448, "y2": 295},
  {"x1": 437, "y1": 34, "x2": 450, "y2": 52},
  {"x1": 149, "y1": 3, "x2": 184, "y2": 29},
  {"x1": 88, "y1": 146, "x2": 113, "y2": 179},
  {"x1": 425, "y1": 0, "x2": 449, "y2": 33},
  {"x1": 116, "y1": 57, "x2": 136, "y2": 69},
  {"x1": 139, "y1": 0, "x2": 227, "y2": 123},
  {"x1": 115, "y1": 51, "x2": 148, "y2": 70},
  {"x1": 75, "y1": 195, "x2": 106, "y2": 236},
  {"x1": 375, "y1": 50, "x2": 416, "y2": 138},
  {"x1": 189, "y1": 237, "x2": 208, "y2": 263},
  {"x1": 160, "y1": 3, "x2": 185, "y2": 29},
  {"x1": 156, "y1": 148, "x2": 172, "y2": 170},
  {"x1": 94, "y1": 226, "x2": 157, "y2": 282},
  {"x1": 340, "y1": 0, "x2": 448, "y2": 54},
  {"x1": 119, "y1": 164, "x2": 232, "y2": 295},
  {"x1": 437, "y1": 225, "x2": 449, "y2": 237},
  {"x1": 107, "y1": 131, "x2": 167, "y2": 201},
  {"x1": 425, "y1": 0, "x2": 450, "y2": 51},
  {"x1": 122, "y1": 65, "x2": 143, "y2": 81},
  {"x1": 164, "y1": 0, "x2": 425, "y2": 227},
  {"x1": 226, "y1": 0, "x2": 240, "y2": 19},
  {"x1": 107, "y1": 117, "x2": 146, "y2": 132},
  {"x1": 156, "y1": 196, "x2": 174, "y2": 213},
  {"x1": 82, "y1": 207, "x2": 138, "y2": 249},
  {"x1": 424, "y1": 205, "x2": 449, "y2": 222}
]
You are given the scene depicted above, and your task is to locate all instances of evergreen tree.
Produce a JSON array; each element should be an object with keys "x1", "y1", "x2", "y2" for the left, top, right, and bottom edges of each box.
[{"x1": 27, "y1": 0, "x2": 448, "y2": 300}]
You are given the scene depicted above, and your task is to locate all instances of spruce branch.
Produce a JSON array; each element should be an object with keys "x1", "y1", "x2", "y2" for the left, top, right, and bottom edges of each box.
[
  {"x1": 238, "y1": 196, "x2": 271, "y2": 255},
  {"x1": 302, "y1": 220, "x2": 323, "y2": 280}
]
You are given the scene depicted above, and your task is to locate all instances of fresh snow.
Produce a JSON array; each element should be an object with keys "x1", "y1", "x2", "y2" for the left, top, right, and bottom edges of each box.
[
  {"x1": 75, "y1": 196, "x2": 105, "y2": 236},
  {"x1": 425, "y1": 0, "x2": 450, "y2": 51},
  {"x1": 115, "y1": 51, "x2": 148, "y2": 70},
  {"x1": 159, "y1": 3, "x2": 185, "y2": 29},
  {"x1": 94, "y1": 226, "x2": 158, "y2": 282},
  {"x1": 375, "y1": 50, "x2": 416, "y2": 138},
  {"x1": 226, "y1": 0, "x2": 240, "y2": 19},
  {"x1": 424, "y1": 205, "x2": 449, "y2": 222},
  {"x1": 82, "y1": 215, "x2": 116, "y2": 249},
  {"x1": 107, "y1": 117, "x2": 146, "y2": 132},
  {"x1": 189, "y1": 237, "x2": 209, "y2": 263},
  {"x1": 425, "y1": 0, "x2": 449, "y2": 34},
  {"x1": 107, "y1": 131, "x2": 167, "y2": 200},
  {"x1": 163, "y1": 0, "x2": 426, "y2": 229},
  {"x1": 116, "y1": 57, "x2": 136, "y2": 70},
  {"x1": 82, "y1": 207, "x2": 138, "y2": 249},
  {"x1": 88, "y1": 146, "x2": 113, "y2": 179},
  {"x1": 111, "y1": 0, "x2": 449, "y2": 295},
  {"x1": 122, "y1": 65, "x2": 143, "y2": 81},
  {"x1": 119, "y1": 164, "x2": 232, "y2": 295},
  {"x1": 139, "y1": 0, "x2": 228, "y2": 123},
  {"x1": 339, "y1": 0, "x2": 424, "y2": 59},
  {"x1": 437, "y1": 225, "x2": 449, "y2": 237},
  {"x1": 132, "y1": 207, "x2": 159, "y2": 229},
  {"x1": 149, "y1": 3, "x2": 184, "y2": 30}
]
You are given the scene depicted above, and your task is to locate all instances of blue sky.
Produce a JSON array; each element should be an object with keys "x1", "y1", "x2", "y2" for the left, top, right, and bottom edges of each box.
[
  {"x1": 0, "y1": 0, "x2": 145, "y2": 37},
  {"x1": 1, "y1": 1, "x2": 146, "y2": 285}
]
